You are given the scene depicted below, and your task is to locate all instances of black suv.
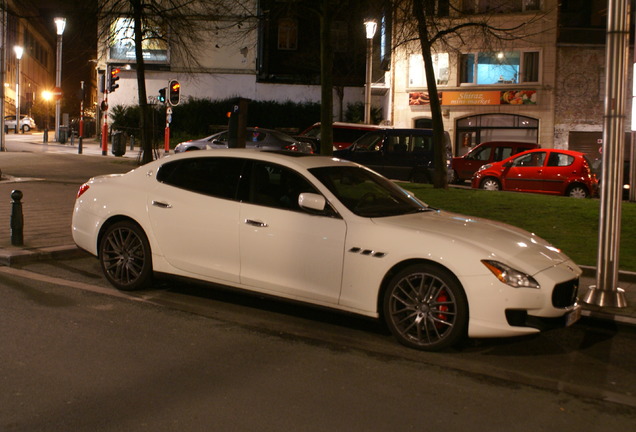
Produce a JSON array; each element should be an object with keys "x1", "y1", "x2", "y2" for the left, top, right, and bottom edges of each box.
[{"x1": 334, "y1": 128, "x2": 451, "y2": 183}]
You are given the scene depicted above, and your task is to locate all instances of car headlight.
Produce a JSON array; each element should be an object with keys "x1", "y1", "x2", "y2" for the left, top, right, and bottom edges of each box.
[
  {"x1": 482, "y1": 260, "x2": 540, "y2": 289},
  {"x1": 477, "y1": 164, "x2": 492, "y2": 172}
]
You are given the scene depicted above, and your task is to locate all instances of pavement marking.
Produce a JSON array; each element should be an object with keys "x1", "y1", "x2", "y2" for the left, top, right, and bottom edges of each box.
[{"x1": 0, "y1": 266, "x2": 139, "y2": 301}]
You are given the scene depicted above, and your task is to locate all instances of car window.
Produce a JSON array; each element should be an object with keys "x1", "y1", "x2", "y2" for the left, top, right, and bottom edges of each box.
[
  {"x1": 248, "y1": 162, "x2": 319, "y2": 211},
  {"x1": 156, "y1": 157, "x2": 245, "y2": 199},
  {"x1": 547, "y1": 152, "x2": 575, "y2": 167},
  {"x1": 412, "y1": 135, "x2": 433, "y2": 152},
  {"x1": 210, "y1": 131, "x2": 228, "y2": 143},
  {"x1": 493, "y1": 146, "x2": 513, "y2": 161},
  {"x1": 512, "y1": 152, "x2": 546, "y2": 167},
  {"x1": 353, "y1": 133, "x2": 383, "y2": 152},
  {"x1": 310, "y1": 166, "x2": 429, "y2": 217},
  {"x1": 471, "y1": 146, "x2": 491, "y2": 161}
]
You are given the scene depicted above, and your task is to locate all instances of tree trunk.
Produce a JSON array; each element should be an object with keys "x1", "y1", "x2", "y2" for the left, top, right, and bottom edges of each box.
[
  {"x1": 132, "y1": 0, "x2": 154, "y2": 164},
  {"x1": 319, "y1": 1, "x2": 334, "y2": 156},
  {"x1": 412, "y1": 0, "x2": 447, "y2": 189}
]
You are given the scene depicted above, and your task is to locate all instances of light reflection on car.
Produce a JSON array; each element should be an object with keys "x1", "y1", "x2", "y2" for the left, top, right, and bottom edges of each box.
[{"x1": 72, "y1": 149, "x2": 581, "y2": 351}]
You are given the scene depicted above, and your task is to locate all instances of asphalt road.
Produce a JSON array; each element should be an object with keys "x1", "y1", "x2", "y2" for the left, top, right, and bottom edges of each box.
[{"x1": 1, "y1": 256, "x2": 635, "y2": 432}]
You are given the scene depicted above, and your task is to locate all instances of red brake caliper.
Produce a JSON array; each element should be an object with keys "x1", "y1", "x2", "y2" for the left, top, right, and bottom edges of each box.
[{"x1": 436, "y1": 292, "x2": 449, "y2": 328}]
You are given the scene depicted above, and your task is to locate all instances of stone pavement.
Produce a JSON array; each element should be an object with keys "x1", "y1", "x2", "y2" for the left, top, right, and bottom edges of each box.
[{"x1": 1, "y1": 135, "x2": 635, "y2": 327}]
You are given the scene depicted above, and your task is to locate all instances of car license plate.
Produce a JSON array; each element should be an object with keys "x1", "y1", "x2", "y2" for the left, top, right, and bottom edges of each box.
[{"x1": 565, "y1": 306, "x2": 582, "y2": 327}]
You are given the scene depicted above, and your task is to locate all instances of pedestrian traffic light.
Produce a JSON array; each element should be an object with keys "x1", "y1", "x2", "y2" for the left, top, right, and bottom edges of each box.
[
  {"x1": 158, "y1": 87, "x2": 167, "y2": 104},
  {"x1": 169, "y1": 80, "x2": 180, "y2": 106},
  {"x1": 108, "y1": 67, "x2": 120, "y2": 93}
]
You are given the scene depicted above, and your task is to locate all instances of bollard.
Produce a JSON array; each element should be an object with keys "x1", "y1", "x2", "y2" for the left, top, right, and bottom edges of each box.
[
  {"x1": 10, "y1": 190, "x2": 24, "y2": 246},
  {"x1": 130, "y1": 134, "x2": 135, "y2": 150}
]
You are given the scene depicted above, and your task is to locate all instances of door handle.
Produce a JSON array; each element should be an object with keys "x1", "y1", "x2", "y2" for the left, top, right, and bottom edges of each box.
[
  {"x1": 244, "y1": 219, "x2": 268, "y2": 228},
  {"x1": 152, "y1": 200, "x2": 172, "y2": 209}
]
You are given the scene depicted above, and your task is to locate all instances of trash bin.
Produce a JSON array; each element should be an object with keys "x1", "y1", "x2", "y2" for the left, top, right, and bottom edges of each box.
[
  {"x1": 58, "y1": 126, "x2": 68, "y2": 144},
  {"x1": 111, "y1": 131, "x2": 126, "y2": 157}
]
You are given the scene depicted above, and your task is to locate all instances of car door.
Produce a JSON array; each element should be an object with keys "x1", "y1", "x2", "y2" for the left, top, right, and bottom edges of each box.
[
  {"x1": 541, "y1": 151, "x2": 577, "y2": 194},
  {"x1": 503, "y1": 151, "x2": 547, "y2": 192},
  {"x1": 345, "y1": 132, "x2": 385, "y2": 174},
  {"x1": 458, "y1": 144, "x2": 494, "y2": 180},
  {"x1": 238, "y1": 161, "x2": 346, "y2": 305},
  {"x1": 147, "y1": 157, "x2": 245, "y2": 282}
]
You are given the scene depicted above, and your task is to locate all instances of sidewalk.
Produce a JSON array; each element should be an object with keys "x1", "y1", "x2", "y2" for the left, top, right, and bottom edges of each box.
[{"x1": 1, "y1": 135, "x2": 635, "y2": 327}]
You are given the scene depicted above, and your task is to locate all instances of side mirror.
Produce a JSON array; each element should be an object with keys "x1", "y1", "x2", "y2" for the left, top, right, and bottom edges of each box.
[{"x1": 298, "y1": 193, "x2": 326, "y2": 212}]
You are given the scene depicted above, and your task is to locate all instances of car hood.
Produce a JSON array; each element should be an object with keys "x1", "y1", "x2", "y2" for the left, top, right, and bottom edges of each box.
[{"x1": 375, "y1": 210, "x2": 573, "y2": 275}]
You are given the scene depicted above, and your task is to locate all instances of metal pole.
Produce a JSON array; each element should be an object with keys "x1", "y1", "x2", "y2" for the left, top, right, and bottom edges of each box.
[
  {"x1": 364, "y1": 36, "x2": 373, "y2": 124},
  {"x1": 79, "y1": 81, "x2": 84, "y2": 154},
  {"x1": 584, "y1": 0, "x2": 630, "y2": 308},
  {"x1": 0, "y1": 2, "x2": 6, "y2": 152},
  {"x1": 55, "y1": 33, "x2": 62, "y2": 142},
  {"x1": 15, "y1": 54, "x2": 19, "y2": 133}
]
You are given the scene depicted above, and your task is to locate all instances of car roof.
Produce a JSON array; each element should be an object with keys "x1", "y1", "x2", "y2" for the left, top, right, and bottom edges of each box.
[{"x1": 159, "y1": 148, "x2": 360, "y2": 171}]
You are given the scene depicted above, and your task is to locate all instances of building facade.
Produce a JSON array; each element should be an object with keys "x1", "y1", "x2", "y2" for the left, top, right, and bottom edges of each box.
[
  {"x1": 96, "y1": 0, "x2": 377, "y2": 125},
  {"x1": 387, "y1": 0, "x2": 634, "y2": 158},
  {"x1": 1, "y1": 0, "x2": 56, "y2": 125}
]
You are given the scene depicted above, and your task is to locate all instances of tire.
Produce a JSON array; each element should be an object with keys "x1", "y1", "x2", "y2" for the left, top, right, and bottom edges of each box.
[
  {"x1": 383, "y1": 263, "x2": 468, "y2": 351},
  {"x1": 99, "y1": 220, "x2": 153, "y2": 291},
  {"x1": 22, "y1": 125, "x2": 31, "y2": 133},
  {"x1": 480, "y1": 177, "x2": 501, "y2": 191},
  {"x1": 566, "y1": 184, "x2": 588, "y2": 198}
]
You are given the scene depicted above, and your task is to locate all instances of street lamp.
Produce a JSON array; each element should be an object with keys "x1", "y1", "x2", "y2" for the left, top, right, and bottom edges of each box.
[
  {"x1": 54, "y1": 17, "x2": 66, "y2": 142},
  {"x1": 14, "y1": 45, "x2": 23, "y2": 133},
  {"x1": 364, "y1": 19, "x2": 377, "y2": 124},
  {"x1": 42, "y1": 90, "x2": 52, "y2": 143}
]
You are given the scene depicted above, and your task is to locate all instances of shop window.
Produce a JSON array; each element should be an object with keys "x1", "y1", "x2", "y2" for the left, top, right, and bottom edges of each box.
[
  {"x1": 278, "y1": 18, "x2": 298, "y2": 51},
  {"x1": 408, "y1": 53, "x2": 449, "y2": 87},
  {"x1": 460, "y1": 50, "x2": 540, "y2": 84},
  {"x1": 462, "y1": 0, "x2": 541, "y2": 14}
]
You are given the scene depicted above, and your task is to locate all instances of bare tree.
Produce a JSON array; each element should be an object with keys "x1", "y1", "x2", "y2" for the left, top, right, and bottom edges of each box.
[
  {"x1": 391, "y1": 0, "x2": 552, "y2": 188},
  {"x1": 97, "y1": 0, "x2": 255, "y2": 164}
]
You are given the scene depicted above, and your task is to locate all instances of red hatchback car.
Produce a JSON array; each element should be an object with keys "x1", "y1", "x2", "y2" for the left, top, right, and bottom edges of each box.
[{"x1": 471, "y1": 148, "x2": 598, "y2": 198}]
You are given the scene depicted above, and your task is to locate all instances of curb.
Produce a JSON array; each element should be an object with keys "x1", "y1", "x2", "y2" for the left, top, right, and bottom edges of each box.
[{"x1": 0, "y1": 244, "x2": 86, "y2": 266}]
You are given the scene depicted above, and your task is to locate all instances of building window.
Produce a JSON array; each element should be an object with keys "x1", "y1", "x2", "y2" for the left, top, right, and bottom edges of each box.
[
  {"x1": 408, "y1": 53, "x2": 450, "y2": 87},
  {"x1": 462, "y1": 0, "x2": 541, "y2": 14},
  {"x1": 460, "y1": 50, "x2": 540, "y2": 84},
  {"x1": 277, "y1": 18, "x2": 298, "y2": 50}
]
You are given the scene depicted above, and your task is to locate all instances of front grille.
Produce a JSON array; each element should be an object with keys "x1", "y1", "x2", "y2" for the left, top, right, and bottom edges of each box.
[{"x1": 552, "y1": 277, "x2": 579, "y2": 308}]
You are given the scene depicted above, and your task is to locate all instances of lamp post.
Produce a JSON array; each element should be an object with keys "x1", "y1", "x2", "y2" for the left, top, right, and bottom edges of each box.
[
  {"x1": 42, "y1": 90, "x2": 52, "y2": 143},
  {"x1": 54, "y1": 17, "x2": 66, "y2": 142},
  {"x1": 364, "y1": 19, "x2": 377, "y2": 125},
  {"x1": 14, "y1": 45, "x2": 23, "y2": 133}
]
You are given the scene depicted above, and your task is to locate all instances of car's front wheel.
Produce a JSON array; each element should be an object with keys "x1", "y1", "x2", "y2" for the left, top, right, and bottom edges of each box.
[
  {"x1": 99, "y1": 220, "x2": 153, "y2": 291},
  {"x1": 383, "y1": 263, "x2": 468, "y2": 351},
  {"x1": 22, "y1": 125, "x2": 31, "y2": 133},
  {"x1": 480, "y1": 177, "x2": 501, "y2": 191}
]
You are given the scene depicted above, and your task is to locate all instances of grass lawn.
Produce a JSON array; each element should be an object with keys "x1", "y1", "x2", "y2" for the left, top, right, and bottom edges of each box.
[{"x1": 398, "y1": 183, "x2": 636, "y2": 272}]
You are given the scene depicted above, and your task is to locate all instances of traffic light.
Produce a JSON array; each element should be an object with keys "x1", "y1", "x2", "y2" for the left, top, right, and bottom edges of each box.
[
  {"x1": 158, "y1": 87, "x2": 167, "y2": 104},
  {"x1": 108, "y1": 67, "x2": 120, "y2": 93},
  {"x1": 169, "y1": 80, "x2": 180, "y2": 106}
]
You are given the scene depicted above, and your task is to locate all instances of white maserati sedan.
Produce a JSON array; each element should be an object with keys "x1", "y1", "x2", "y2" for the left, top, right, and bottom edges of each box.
[{"x1": 72, "y1": 149, "x2": 582, "y2": 351}]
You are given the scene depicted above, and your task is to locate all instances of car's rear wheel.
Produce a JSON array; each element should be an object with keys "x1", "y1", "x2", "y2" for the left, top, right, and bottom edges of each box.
[
  {"x1": 383, "y1": 263, "x2": 468, "y2": 351},
  {"x1": 480, "y1": 177, "x2": 501, "y2": 191},
  {"x1": 566, "y1": 184, "x2": 588, "y2": 198},
  {"x1": 99, "y1": 220, "x2": 153, "y2": 291}
]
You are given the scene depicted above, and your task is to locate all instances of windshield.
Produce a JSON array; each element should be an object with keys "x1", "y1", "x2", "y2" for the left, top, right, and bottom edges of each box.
[{"x1": 309, "y1": 166, "x2": 431, "y2": 217}]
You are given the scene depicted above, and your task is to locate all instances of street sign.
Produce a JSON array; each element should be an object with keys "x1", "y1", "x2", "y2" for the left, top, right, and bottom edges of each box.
[{"x1": 52, "y1": 87, "x2": 63, "y2": 100}]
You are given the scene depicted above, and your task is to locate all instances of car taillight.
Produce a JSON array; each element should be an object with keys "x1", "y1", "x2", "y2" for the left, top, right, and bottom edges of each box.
[
  {"x1": 77, "y1": 183, "x2": 90, "y2": 198},
  {"x1": 284, "y1": 144, "x2": 300, "y2": 152}
]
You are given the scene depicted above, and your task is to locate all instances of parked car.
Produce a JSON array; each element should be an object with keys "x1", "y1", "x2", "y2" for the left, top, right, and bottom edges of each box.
[
  {"x1": 72, "y1": 149, "x2": 581, "y2": 351},
  {"x1": 174, "y1": 127, "x2": 312, "y2": 153},
  {"x1": 472, "y1": 148, "x2": 598, "y2": 198},
  {"x1": 334, "y1": 128, "x2": 452, "y2": 183},
  {"x1": 296, "y1": 122, "x2": 385, "y2": 151},
  {"x1": 451, "y1": 141, "x2": 539, "y2": 183},
  {"x1": 4, "y1": 115, "x2": 37, "y2": 133}
]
